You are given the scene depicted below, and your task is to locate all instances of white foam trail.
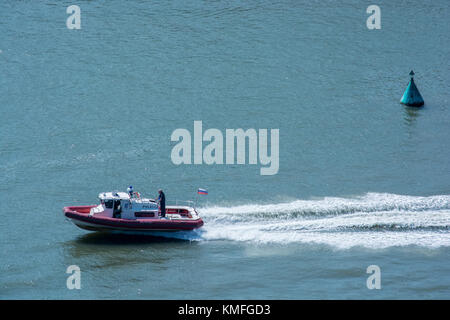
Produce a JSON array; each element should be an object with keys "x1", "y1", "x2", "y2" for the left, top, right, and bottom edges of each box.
[
  {"x1": 201, "y1": 193, "x2": 450, "y2": 219},
  {"x1": 194, "y1": 193, "x2": 450, "y2": 249}
]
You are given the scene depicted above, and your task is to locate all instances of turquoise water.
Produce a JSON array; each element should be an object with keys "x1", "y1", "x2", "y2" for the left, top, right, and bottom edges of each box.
[{"x1": 1, "y1": 0, "x2": 449, "y2": 299}]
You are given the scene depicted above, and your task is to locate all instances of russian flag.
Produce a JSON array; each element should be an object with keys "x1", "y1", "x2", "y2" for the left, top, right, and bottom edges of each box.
[{"x1": 197, "y1": 188, "x2": 208, "y2": 195}]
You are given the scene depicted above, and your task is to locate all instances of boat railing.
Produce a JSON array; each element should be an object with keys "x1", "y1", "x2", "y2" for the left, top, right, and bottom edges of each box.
[{"x1": 167, "y1": 200, "x2": 196, "y2": 208}]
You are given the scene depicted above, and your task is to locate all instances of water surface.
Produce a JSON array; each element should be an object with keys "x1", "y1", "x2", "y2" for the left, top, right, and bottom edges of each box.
[{"x1": 0, "y1": 0, "x2": 449, "y2": 299}]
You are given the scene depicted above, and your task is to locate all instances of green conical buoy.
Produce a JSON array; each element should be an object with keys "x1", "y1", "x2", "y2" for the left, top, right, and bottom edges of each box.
[{"x1": 400, "y1": 70, "x2": 424, "y2": 107}]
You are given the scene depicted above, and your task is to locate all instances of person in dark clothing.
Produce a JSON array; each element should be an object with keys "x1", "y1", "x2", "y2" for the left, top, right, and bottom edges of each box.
[
  {"x1": 158, "y1": 189, "x2": 166, "y2": 218},
  {"x1": 113, "y1": 200, "x2": 122, "y2": 218}
]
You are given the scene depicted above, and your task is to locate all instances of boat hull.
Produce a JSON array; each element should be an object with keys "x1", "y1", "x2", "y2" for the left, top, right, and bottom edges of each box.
[{"x1": 64, "y1": 206, "x2": 204, "y2": 233}]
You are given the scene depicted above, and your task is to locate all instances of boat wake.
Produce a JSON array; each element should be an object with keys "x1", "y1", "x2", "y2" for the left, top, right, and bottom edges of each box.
[{"x1": 158, "y1": 193, "x2": 450, "y2": 249}]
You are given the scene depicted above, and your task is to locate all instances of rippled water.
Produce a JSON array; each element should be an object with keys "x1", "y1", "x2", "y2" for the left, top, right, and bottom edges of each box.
[{"x1": 0, "y1": 0, "x2": 449, "y2": 299}]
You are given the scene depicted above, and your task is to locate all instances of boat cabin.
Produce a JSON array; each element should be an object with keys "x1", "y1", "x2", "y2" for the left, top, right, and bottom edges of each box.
[
  {"x1": 90, "y1": 191, "x2": 159, "y2": 219},
  {"x1": 88, "y1": 191, "x2": 196, "y2": 220}
]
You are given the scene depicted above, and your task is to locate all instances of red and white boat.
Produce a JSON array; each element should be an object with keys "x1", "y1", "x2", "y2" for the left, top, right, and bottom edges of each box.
[{"x1": 64, "y1": 191, "x2": 204, "y2": 234}]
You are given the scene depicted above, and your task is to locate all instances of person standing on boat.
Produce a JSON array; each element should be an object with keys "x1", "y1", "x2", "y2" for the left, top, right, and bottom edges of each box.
[
  {"x1": 127, "y1": 185, "x2": 133, "y2": 198},
  {"x1": 158, "y1": 189, "x2": 166, "y2": 218}
]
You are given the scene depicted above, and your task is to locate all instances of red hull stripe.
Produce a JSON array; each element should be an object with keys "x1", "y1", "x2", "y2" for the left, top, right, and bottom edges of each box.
[{"x1": 64, "y1": 207, "x2": 203, "y2": 231}]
